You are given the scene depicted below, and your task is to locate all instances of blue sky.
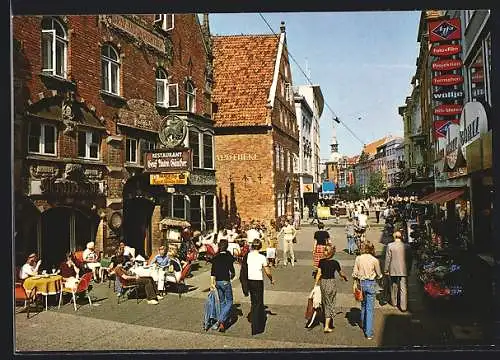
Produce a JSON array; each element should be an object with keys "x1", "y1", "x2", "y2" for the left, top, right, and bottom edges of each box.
[{"x1": 208, "y1": 11, "x2": 421, "y2": 159}]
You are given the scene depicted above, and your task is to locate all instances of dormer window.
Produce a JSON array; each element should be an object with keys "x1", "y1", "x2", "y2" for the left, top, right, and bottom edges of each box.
[
  {"x1": 154, "y1": 14, "x2": 174, "y2": 31},
  {"x1": 41, "y1": 17, "x2": 67, "y2": 78}
]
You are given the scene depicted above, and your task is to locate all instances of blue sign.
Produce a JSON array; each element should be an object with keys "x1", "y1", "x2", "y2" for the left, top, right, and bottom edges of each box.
[{"x1": 322, "y1": 181, "x2": 336, "y2": 194}]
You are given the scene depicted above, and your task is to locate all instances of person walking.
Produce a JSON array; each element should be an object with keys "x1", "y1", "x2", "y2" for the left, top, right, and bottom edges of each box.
[
  {"x1": 345, "y1": 218, "x2": 356, "y2": 255},
  {"x1": 352, "y1": 243, "x2": 383, "y2": 340},
  {"x1": 375, "y1": 203, "x2": 381, "y2": 224},
  {"x1": 314, "y1": 245, "x2": 348, "y2": 333},
  {"x1": 312, "y1": 222, "x2": 330, "y2": 276},
  {"x1": 279, "y1": 220, "x2": 297, "y2": 267},
  {"x1": 310, "y1": 203, "x2": 319, "y2": 225},
  {"x1": 210, "y1": 239, "x2": 236, "y2": 332},
  {"x1": 247, "y1": 239, "x2": 275, "y2": 335},
  {"x1": 384, "y1": 231, "x2": 411, "y2": 312}
]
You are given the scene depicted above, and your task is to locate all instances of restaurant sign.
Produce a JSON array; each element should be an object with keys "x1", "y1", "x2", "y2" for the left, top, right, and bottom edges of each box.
[
  {"x1": 430, "y1": 44, "x2": 461, "y2": 57},
  {"x1": 150, "y1": 172, "x2": 189, "y2": 185},
  {"x1": 144, "y1": 149, "x2": 192, "y2": 173}
]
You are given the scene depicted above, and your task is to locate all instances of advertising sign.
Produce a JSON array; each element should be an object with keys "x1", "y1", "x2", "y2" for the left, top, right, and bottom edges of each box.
[
  {"x1": 149, "y1": 172, "x2": 189, "y2": 185},
  {"x1": 144, "y1": 149, "x2": 192, "y2": 173},
  {"x1": 459, "y1": 101, "x2": 488, "y2": 160},
  {"x1": 430, "y1": 44, "x2": 461, "y2": 57},
  {"x1": 321, "y1": 181, "x2": 336, "y2": 194},
  {"x1": 446, "y1": 123, "x2": 461, "y2": 170},
  {"x1": 428, "y1": 18, "x2": 462, "y2": 43},
  {"x1": 433, "y1": 89, "x2": 464, "y2": 101},
  {"x1": 432, "y1": 74, "x2": 464, "y2": 86},
  {"x1": 434, "y1": 104, "x2": 463, "y2": 116},
  {"x1": 432, "y1": 59, "x2": 463, "y2": 71},
  {"x1": 302, "y1": 184, "x2": 314, "y2": 193}
]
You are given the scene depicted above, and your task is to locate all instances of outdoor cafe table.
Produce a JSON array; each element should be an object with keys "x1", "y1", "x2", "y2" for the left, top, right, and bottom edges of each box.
[
  {"x1": 130, "y1": 266, "x2": 180, "y2": 291},
  {"x1": 23, "y1": 274, "x2": 63, "y2": 311}
]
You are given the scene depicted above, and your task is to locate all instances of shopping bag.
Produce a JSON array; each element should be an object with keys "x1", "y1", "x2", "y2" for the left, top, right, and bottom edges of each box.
[
  {"x1": 305, "y1": 297, "x2": 314, "y2": 319},
  {"x1": 353, "y1": 280, "x2": 363, "y2": 302}
]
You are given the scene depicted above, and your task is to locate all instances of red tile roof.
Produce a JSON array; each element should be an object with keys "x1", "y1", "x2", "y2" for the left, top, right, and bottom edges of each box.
[
  {"x1": 362, "y1": 136, "x2": 391, "y2": 156},
  {"x1": 212, "y1": 35, "x2": 280, "y2": 127}
]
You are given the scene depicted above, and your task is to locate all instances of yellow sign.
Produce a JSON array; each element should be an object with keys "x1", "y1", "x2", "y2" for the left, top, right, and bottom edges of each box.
[
  {"x1": 150, "y1": 173, "x2": 189, "y2": 185},
  {"x1": 302, "y1": 184, "x2": 313, "y2": 193}
]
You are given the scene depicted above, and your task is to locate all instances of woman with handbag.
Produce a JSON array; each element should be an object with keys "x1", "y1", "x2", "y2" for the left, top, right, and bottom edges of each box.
[
  {"x1": 312, "y1": 222, "x2": 330, "y2": 277},
  {"x1": 314, "y1": 245, "x2": 348, "y2": 333},
  {"x1": 279, "y1": 220, "x2": 297, "y2": 267},
  {"x1": 352, "y1": 243, "x2": 383, "y2": 340}
]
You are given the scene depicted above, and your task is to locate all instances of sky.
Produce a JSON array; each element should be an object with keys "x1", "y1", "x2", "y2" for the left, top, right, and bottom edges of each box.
[{"x1": 208, "y1": 11, "x2": 421, "y2": 160}]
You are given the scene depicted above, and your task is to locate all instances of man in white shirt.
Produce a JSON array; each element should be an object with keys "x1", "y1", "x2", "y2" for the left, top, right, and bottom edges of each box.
[
  {"x1": 246, "y1": 227, "x2": 261, "y2": 243},
  {"x1": 19, "y1": 253, "x2": 42, "y2": 280},
  {"x1": 246, "y1": 239, "x2": 274, "y2": 335}
]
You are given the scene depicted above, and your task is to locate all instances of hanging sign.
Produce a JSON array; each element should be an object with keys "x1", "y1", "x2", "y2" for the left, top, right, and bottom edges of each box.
[
  {"x1": 432, "y1": 74, "x2": 464, "y2": 86},
  {"x1": 432, "y1": 59, "x2": 463, "y2": 71},
  {"x1": 434, "y1": 104, "x2": 463, "y2": 116},
  {"x1": 433, "y1": 89, "x2": 464, "y2": 101},
  {"x1": 431, "y1": 44, "x2": 461, "y2": 57},
  {"x1": 144, "y1": 149, "x2": 192, "y2": 172},
  {"x1": 428, "y1": 18, "x2": 462, "y2": 43},
  {"x1": 460, "y1": 101, "x2": 489, "y2": 159}
]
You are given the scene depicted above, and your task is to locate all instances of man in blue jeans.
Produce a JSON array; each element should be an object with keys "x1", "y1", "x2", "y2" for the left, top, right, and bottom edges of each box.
[{"x1": 210, "y1": 239, "x2": 235, "y2": 332}]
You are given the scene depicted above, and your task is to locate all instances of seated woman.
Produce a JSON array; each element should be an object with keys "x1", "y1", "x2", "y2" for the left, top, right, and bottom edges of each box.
[
  {"x1": 19, "y1": 253, "x2": 42, "y2": 280},
  {"x1": 59, "y1": 252, "x2": 80, "y2": 291},
  {"x1": 112, "y1": 255, "x2": 163, "y2": 305},
  {"x1": 164, "y1": 247, "x2": 183, "y2": 284},
  {"x1": 82, "y1": 242, "x2": 101, "y2": 282}
]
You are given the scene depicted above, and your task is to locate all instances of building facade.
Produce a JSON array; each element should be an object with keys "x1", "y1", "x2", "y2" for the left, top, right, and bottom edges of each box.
[
  {"x1": 212, "y1": 23, "x2": 299, "y2": 226},
  {"x1": 13, "y1": 14, "x2": 216, "y2": 267}
]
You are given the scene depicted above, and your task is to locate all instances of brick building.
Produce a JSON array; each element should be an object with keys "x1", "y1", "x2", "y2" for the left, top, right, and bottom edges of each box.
[
  {"x1": 13, "y1": 14, "x2": 215, "y2": 268},
  {"x1": 212, "y1": 22, "x2": 299, "y2": 227}
]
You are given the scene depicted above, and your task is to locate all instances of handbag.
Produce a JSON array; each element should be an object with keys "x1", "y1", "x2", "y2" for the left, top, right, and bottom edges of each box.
[
  {"x1": 305, "y1": 297, "x2": 314, "y2": 319},
  {"x1": 353, "y1": 280, "x2": 363, "y2": 302},
  {"x1": 292, "y1": 237, "x2": 297, "y2": 244}
]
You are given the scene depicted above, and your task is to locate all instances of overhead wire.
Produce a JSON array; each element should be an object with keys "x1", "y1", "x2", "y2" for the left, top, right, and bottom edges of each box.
[{"x1": 258, "y1": 13, "x2": 367, "y2": 147}]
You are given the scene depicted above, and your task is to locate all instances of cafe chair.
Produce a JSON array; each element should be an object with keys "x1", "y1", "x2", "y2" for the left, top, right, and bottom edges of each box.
[
  {"x1": 58, "y1": 272, "x2": 94, "y2": 311},
  {"x1": 165, "y1": 263, "x2": 192, "y2": 298},
  {"x1": 116, "y1": 273, "x2": 141, "y2": 304},
  {"x1": 15, "y1": 283, "x2": 38, "y2": 318}
]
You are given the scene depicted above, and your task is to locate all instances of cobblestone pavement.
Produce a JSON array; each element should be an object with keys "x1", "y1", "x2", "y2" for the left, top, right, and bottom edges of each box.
[{"x1": 15, "y1": 215, "x2": 491, "y2": 352}]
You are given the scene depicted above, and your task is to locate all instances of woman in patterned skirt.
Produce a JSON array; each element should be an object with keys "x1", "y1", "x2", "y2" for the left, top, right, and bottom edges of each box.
[
  {"x1": 314, "y1": 245, "x2": 348, "y2": 332},
  {"x1": 312, "y1": 223, "x2": 330, "y2": 277}
]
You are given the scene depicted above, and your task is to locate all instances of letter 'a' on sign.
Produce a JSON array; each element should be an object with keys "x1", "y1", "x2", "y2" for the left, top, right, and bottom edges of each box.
[{"x1": 428, "y1": 18, "x2": 461, "y2": 43}]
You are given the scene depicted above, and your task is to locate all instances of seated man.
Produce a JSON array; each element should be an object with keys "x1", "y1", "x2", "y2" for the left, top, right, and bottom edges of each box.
[
  {"x1": 150, "y1": 246, "x2": 170, "y2": 268},
  {"x1": 112, "y1": 255, "x2": 163, "y2": 305},
  {"x1": 82, "y1": 242, "x2": 101, "y2": 282},
  {"x1": 19, "y1": 253, "x2": 42, "y2": 280}
]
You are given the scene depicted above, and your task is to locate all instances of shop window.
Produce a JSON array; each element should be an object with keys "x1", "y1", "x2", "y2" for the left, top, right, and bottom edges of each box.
[
  {"x1": 173, "y1": 195, "x2": 185, "y2": 219},
  {"x1": 468, "y1": 46, "x2": 486, "y2": 104},
  {"x1": 203, "y1": 134, "x2": 213, "y2": 169},
  {"x1": 154, "y1": 14, "x2": 174, "y2": 31},
  {"x1": 101, "y1": 44, "x2": 120, "y2": 95},
  {"x1": 204, "y1": 195, "x2": 214, "y2": 231},
  {"x1": 125, "y1": 138, "x2": 137, "y2": 163},
  {"x1": 189, "y1": 130, "x2": 200, "y2": 168},
  {"x1": 190, "y1": 195, "x2": 201, "y2": 231},
  {"x1": 186, "y1": 81, "x2": 196, "y2": 113},
  {"x1": 77, "y1": 130, "x2": 100, "y2": 160},
  {"x1": 41, "y1": 17, "x2": 67, "y2": 78},
  {"x1": 28, "y1": 122, "x2": 57, "y2": 155}
]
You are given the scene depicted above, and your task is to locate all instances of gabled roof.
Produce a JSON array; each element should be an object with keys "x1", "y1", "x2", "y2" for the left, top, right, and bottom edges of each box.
[
  {"x1": 212, "y1": 35, "x2": 280, "y2": 127},
  {"x1": 362, "y1": 136, "x2": 393, "y2": 156}
]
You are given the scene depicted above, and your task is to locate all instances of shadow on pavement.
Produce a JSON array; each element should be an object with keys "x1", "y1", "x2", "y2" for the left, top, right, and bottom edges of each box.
[{"x1": 345, "y1": 307, "x2": 361, "y2": 327}]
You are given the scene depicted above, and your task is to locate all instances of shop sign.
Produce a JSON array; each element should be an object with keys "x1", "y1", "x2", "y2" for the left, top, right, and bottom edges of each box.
[
  {"x1": 430, "y1": 44, "x2": 461, "y2": 57},
  {"x1": 432, "y1": 74, "x2": 463, "y2": 86},
  {"x1": 434, "y1": 104, "x2": 463, "y2": 116},
  {"x1": 428, "y1": 18, "x2": 462, "y2": 42},
  {"x1": 433, "y1": 89, "x2": 464, "y2": 101},
  {"x1": 149, "y1": 172, "x2": 189, "y2": 185},
  {"x1": 432, "y1": 58, "x2": 463, "y2": 71},
  {"x1": 216, "y1": 153, "x2": 258, "y2": 161},
  {"x1": 459, "y1": 101, "x2": 488, "y2": 160},
  {"x1": 40, "y1": 178, "x2": 103, "y2": 196},
  {"x1": 445, "y1": 123, "x2": 462, "y2": 170},
  {"x1": 302, "y1": 184, "x2": 313, "y2": 193},
  {"x1": 144, "y1": 149, "x2": 192, "y2": 172}
]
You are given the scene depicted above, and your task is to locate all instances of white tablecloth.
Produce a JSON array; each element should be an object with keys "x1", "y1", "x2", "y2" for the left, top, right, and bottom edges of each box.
[{"x1": 130, "y1": 266, "x2": 181, "y2": 291}]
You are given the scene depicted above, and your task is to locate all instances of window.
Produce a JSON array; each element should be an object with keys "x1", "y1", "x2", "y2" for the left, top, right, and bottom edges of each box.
[
  {"x1": 203, "y1": 134, "x2": 213, "y2": 169},
  {"x1": 284, "y1": 150, "x2": 288, "y2": 172},
  {"x1": 285, "y1": 82, "x2": 292, "y2": 103},
  {"x1": 78, "y1": 131, "x2": 100, "y2": 159},
  {"x1": 154, "y1": 14, "x2": 174, "y2": 31},
  {"x1": 204, "y1": 195, "x2": 214, "y2": 231},
  {"x1": 468, "y1": 46, "x2": 486, "y2": 104},
  {"x1": 101, "y1": 44, "x2": 120, "y2": 95},
  {"x1": 156, "y1": 68, "x2": 168, "y2": 107},
  {"x1": 173, "y1": 195, "x2": 185, "y2": 218},
  {"x1": 189, "y1": 130, "x2": 200, "y2": 168},
  {"x1": 186, "y1": 81, "x2": 196, "y2": 113},
  {"x1": 41, "y1": 17, "x2": 67, "y2": 78},
  {"x1": 125, "y1": 138, "x2": 137, "y2": 163},
  {"x1": 140, "y1": 139, "x2": 156, "y2": 165},
  {"x1": 28, "y1": 122, "x2": 57, "y2": 155},
  {"x1": 190, "y1": 195, "x2": 201, "y2": 231}
]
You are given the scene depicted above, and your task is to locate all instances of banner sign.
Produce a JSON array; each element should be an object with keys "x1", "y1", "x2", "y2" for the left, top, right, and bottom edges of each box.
[{"x1": 144, "y1": 149, "x2": 192, "y2": 173}]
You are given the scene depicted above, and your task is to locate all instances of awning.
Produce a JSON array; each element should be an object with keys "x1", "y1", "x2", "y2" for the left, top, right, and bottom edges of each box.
[{"x1": 416, "y1": 188, "x2": 465, "y2": 204}]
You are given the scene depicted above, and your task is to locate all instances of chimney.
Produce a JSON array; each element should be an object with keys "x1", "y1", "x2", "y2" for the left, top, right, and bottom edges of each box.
[{"x1": 280, "y1": 21, "x2": 285, "y2": 33}]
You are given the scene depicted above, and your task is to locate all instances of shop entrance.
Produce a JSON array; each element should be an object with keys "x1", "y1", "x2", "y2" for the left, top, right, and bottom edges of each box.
[{"x1": 40, "y1": 206, "x2": 99, "y2": 271}]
